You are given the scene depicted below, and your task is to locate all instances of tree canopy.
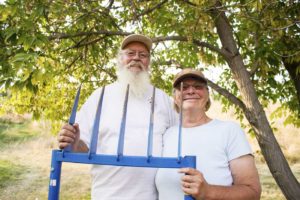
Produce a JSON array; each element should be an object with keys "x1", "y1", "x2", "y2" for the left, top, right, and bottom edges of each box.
[{"x1": 1, "y1": 0, "x2": 299, "y2": 124}]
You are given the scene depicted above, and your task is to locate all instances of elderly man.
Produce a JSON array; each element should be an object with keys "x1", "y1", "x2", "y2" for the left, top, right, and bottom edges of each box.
[
  {"x1": 58, "y1": 34, "x2": 177, "y2": 200},
  {"x1": 155, "y1": 68, "x2": 261, "y2": 200}
]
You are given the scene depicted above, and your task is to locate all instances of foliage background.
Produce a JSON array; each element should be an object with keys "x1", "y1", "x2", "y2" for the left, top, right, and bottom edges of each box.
[{"x1": 1, "y1": 0, "x2": 299, "y2": 127}]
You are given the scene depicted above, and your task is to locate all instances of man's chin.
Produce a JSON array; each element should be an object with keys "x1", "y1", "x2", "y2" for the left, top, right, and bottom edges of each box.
[{"x1": 118, "y1": 65, "x2": 150, "y2": 96}]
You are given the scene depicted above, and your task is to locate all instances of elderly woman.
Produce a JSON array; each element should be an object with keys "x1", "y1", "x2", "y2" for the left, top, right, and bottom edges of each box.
[{"x1": 155, "y1": 68, "x2": 261, "y2": 200}]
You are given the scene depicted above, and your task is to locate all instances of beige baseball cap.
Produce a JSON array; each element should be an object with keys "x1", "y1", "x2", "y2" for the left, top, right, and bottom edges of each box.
[
  {"x1": 173, "y1": 68, "x2": 207, "y2": 87},
  {"x1": 121, "y1": 34, "x2": 152, "y2": 52}
]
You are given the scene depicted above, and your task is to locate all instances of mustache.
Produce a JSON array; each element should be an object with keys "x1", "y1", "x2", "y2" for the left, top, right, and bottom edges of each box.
[{"x1": 126, "y1": 61, "x2": 145, "y2": 69}]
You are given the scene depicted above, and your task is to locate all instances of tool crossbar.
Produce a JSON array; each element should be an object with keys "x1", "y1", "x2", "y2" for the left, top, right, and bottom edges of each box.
[
  {"x1": 51, "y1": 150, "x2": 196, "y2": 168},
  {"x1": 48, "y1": 84, "x2": 196, "y2": 200}
]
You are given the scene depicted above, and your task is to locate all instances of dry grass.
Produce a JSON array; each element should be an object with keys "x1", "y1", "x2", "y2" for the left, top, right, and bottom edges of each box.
[
  {"x1": 0, "y1": 121, "x2": 91, "y2": 200},
  {"x1": 0, "y1": 102, "x2": 299, "y2": 200},
  {"x1": 258, "y1": 163, "x2": 300, "y2": 200}
]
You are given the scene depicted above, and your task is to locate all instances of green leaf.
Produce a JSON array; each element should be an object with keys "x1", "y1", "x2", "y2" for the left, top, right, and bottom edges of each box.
[
  {"x1": 11, "y1": 53, "x2": 33, "y2": 63},
  {"x1": 4, "y1": 27, "x2": 18, "y2": 43}
]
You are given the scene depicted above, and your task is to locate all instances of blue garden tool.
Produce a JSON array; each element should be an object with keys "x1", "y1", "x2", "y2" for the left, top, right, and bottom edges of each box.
[
  {"x1": 62, "y1": 84, "x2": 82, "y2": 157},
  {"x1": 48, "y1": 83, "x2": 196, "y2": 200}
]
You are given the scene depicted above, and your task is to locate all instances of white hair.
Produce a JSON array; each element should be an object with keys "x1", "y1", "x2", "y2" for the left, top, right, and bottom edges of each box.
[{"x1": 116, "y1": 51, "x2": 151, "y2": 99}]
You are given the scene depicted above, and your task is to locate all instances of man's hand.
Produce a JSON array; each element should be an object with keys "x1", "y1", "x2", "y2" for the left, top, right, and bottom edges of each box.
[{"x1": 58, "y1": 123, "x2": 80, "y2": 150}]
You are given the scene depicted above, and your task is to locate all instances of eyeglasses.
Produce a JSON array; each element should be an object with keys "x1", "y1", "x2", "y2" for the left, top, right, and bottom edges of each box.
[
  {"x1": 176, "y1": 83, "x2": 207, "y2": 91},
  {"x1": 123, "y1": 50, "x2": 150, "y2": 59}
]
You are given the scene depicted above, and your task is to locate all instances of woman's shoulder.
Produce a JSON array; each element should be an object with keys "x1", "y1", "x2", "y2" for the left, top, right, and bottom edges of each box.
[{"x1": 210, "y1": 119, "x2": 241, "y2": 129}]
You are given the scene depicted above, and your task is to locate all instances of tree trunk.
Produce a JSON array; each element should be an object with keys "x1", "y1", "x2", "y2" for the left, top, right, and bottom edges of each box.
[
  {"x1": 210, "y1": 1, "x2": 300, "y2": 199},
  {"x1": 282, "y1": 57, "x2": 300, "y2": 112}
]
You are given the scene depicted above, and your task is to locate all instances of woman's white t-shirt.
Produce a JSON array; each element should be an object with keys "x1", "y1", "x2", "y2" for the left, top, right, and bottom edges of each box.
[{"x1": 155, "y1": 119, "x2": 252, "y2": 200}]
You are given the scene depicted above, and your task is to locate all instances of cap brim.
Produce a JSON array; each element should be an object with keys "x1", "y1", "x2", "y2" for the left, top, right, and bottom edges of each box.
[{"x1": 173, "y1": 74, "x2": 207, "y2": 87}]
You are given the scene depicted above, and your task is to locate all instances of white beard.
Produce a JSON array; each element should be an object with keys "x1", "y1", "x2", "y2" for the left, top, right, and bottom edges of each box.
[{"x1": 117, "y1": 63, "x2": 151, "y2": 99}]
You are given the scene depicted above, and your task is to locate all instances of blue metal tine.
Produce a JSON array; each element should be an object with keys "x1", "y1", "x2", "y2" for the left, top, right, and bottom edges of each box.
[
  {"x1": 177, "y1": 82, "x2": 194, "y2": 200},
  {"x1": 177, "y1": 82, "x2": 183, "y2": 162},
  {"x1": 88, "y1": 86, "x2": 106, "y2": 159},
  {"x1": 117, "y1": 84, "x2": 130, "y2": 160},
  {"x1": 48, "y1": 83, "x2": 197, "y2": 200},
  {"x1": 63, "y1": 84, "x2": 82, "y2": 157},
  {"x1": 68, "y1": 84, "x2": 82, "y2": 125},
  {"x1": 147, "y1": 86, "x2": 156, "y2": 161}
]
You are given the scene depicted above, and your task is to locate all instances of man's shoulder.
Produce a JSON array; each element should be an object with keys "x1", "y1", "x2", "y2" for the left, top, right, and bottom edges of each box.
[
  {"x1": 163, "y1": 125, "x2": 179, "y2": 140},
  {"x1": 94, "y1": 82, "x2": 117, "y2": 91},
  {"x1": 87, "y1": 82, "x2": 116, "y2": 97},
  {"x1": 153, "y1": 86, "x2": 170, "y2": 96}
]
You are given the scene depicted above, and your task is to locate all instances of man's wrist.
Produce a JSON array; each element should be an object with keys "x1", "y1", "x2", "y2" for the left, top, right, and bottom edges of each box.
[{"x1": 72, "y1": 140, "x2": 88, "y2": 152}]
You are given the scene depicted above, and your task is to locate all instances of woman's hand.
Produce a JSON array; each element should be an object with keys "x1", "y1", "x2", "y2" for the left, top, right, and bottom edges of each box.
[{"x1": 179, "y1": 168, "x2": 209, "y2": 200}]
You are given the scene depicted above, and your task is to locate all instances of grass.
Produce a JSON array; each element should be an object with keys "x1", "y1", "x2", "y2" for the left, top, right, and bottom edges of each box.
[
  {"x1": 0, "y1": 109, "x2": 299, "y2": 199},
  {"x1": 258, "y1": 163, "x2": 300, "y2": 200},
  {"x1": 0, "y1": 116, "x2": 91, "y2": 200},
  {"x1": 0, "y1": 160, "x2": 27, "y2": 188},
  {"x1": 0, "y1": 117, "x2": 39, "y2": 148}
]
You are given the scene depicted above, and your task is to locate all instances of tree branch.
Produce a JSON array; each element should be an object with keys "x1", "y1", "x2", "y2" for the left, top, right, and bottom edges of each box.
[
  {"x1": 50, "y1": 31, "x2": 230, "y2": 60},
  {"x1": 273, "y1": 50, "x2": 300, "y2": 58},
  {"x1": 70, "y1": 35, "x2": 108, "y2": 49},
  {"x1": 61, "y1": 27, "x2": 96, "y2": 52},
  {"x1": 207, "y1": 79, "x2": 248, "y2": 112},
  {"x1": 66, "y1": 54, "x2": 82, "y2": 70},
  {"x1": 153, "y1": 35, "x2": 232, "y2": 59},
  {"x1": 152, "y1": 58, "x2": 250, "y2": 115},
  {"x1": 180, "y1": 0, "x2": 198, "y2": 7},
  {"x1": 107, "y1": 0, "x2": 114, "y2": 10},
  {"x1": 152, "y1": 59, "x2": 190, "y2": 68},
  {"x1": 50, "y1": 31, "x2": 233, "y2": 62},
  {"x1": 181, "y1": 0, "x2": 257, "y2": 12},
  {"x1": 249, "y1": 61, "x2": 260, "y2": 76},
  {"x1": 133, "y1": 0, "x2": 169, "y2": 19},
  {"x1": 48, "y1": 30, "x2": 132, "y2": 40},
  {"x1": 96, "y1": 65, "x2": 117, "y2": 80}
]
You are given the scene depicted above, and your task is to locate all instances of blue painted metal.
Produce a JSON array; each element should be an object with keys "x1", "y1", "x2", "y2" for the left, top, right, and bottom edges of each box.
[
  {"x1": 88, "y1": 87, "x2": 105, "y2": 159},
  {"x1": 48, "y1": 151, "x2": 62, "y2": 200},
  {"x1": 48, "y1": 84, "x2": 197, "y2": 200},
  {"x1": 183, "y1": 147, "x2": 197, "y2": 200},
  {"x1": 147, "y1": 86, "x2": 155, "y2": 161},
  {"x1": 63, "y1": 84, "x2": 82, "y2": 156},
  {"x1": 178, "y1": 82, "x2": 195, "y2": 200},
  {"x1": 185, "y1": 194, "x2": 196, "y2": 200},
  {"x1": 177, "y1": 82, "x2": 183, "y2": 162},
  {"x1": 49, "y1": 150, "x2": 196, "y2": 200},
  {"x1": 68, "y1": 84, "x2": 82, "y2": 125},
  {"x1": 53, "y1": 150, "x2": 196, "y2": 168},
  {"x1": 117, "y1": 84, "x2": 129, "y2": 160}
]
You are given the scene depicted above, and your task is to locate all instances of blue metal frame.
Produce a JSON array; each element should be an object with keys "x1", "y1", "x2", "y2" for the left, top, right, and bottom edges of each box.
[{"x1": 48, "y1": 84, "x2": 196, "y2": 200}]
